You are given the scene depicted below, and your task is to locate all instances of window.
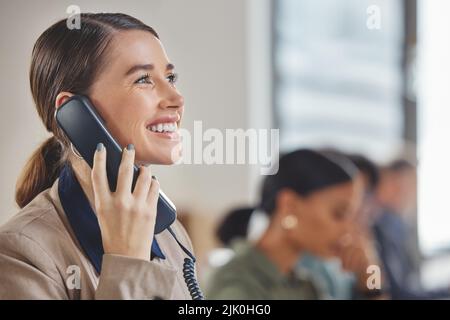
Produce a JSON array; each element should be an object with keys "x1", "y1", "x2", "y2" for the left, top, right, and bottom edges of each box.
[
  {"x1": 417, "y1": 0, "x2": 450, "y2": 254},
  {"x1": 273, "y1": 0, "x2": 405, "y2": 163}
]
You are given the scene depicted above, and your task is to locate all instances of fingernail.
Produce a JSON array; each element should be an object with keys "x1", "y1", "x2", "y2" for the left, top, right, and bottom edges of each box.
[
  {"x1": 126, "y1": 144, "x2": 134, "y2": 151},
  {"x1": 96, "y1": 143, "x2": 104, "y2": 152}
]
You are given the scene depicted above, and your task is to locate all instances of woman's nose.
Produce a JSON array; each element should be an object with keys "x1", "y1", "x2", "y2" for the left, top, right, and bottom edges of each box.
[{"x1": 158, "y1": 85, "x2": 184, "y2": 109}]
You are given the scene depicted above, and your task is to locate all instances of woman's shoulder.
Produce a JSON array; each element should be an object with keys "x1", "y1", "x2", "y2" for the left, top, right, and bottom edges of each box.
[
  {"x1": 0, "y1": 188, "x2": 72, "y2": 297},
  {"x1": 205, "y1": 242, "x2": 268, "y2": 299},
  {"x1": 0, "y1": 188, "x2": 66, "y2": 252},
  {"x1": 209, "y1": 242, "x2": 262, "y2": 282}
]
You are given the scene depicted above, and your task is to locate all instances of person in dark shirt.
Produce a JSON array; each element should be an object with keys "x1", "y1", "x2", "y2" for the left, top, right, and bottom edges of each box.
[{"x1": 373, "y1": 159, "x2": 450, "y2": 299}]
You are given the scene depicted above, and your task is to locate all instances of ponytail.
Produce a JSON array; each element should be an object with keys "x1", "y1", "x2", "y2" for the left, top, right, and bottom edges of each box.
[
  {"x1": 216, "y1": 207, "x2": 255, "y2": 246},
  {"x1": 15, "y1": 136, "x2": 67, "y2": 208}
]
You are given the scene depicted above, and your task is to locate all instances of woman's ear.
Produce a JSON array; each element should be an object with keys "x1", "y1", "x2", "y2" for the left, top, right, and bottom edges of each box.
[
  {"x1": 55, "y1": 92, "x2": 74, "y2": 110},
  {"x1": 276, "y1": 188, "x2": 303, "y2": 217},
  {"x1": 275, "y1": 189, "x2": 306, "y2": 233}
]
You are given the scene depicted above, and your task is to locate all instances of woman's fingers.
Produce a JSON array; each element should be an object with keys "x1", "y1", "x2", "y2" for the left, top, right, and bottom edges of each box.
[
  {"x1": 91, "y1": 143, "x2": 159, "y2": 261},
  {"x1": 115, "y1": 144, "x2": 135, "y2": 194},
  {"x1": 91, "y1": 143, "x2": 111, "y2": 201},
  {"x1": 133, "y1": 165, "x2": 160, "y2": 208},
  {"x1": 133, "y1": 165, "x2": 152, "y2": 200},
  {"x1": 147, "y1": 176, "x2": 160, "y2": 207}
]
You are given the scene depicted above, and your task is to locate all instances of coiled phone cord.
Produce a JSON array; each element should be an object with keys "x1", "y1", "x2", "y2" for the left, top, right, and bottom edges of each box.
[{"x1": 168, "y1": 226, "x2": 205, "y2": 300}]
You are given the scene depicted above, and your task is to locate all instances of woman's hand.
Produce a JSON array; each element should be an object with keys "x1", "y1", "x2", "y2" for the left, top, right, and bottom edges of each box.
[
  {"x1": 337, "y1": 226, "x2": 381, "y2": 291},
  {"x1": 91, "y1": 143, "x2": 160, "y2": 261}
]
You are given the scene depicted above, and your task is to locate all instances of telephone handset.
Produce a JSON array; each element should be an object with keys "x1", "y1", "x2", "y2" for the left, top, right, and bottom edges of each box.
[
  {"x1": 55, "y1": 95, "x2": 176, "y2": 234},
  {"x1": 55, "y1": 95, "x2": 204, "y2": 300}
]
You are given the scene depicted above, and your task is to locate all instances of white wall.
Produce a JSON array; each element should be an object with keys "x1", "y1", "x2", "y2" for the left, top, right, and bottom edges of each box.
[{"x1": 0, "y1": 0, "x2": 272, "y2": 229}]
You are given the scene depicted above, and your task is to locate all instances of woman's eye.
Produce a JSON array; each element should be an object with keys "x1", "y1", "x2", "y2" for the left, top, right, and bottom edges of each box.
[
  {"x1": 333, "y1": 209, "x2": 347, "y2": 221},
  {"x1": 166, "y1": 73, "x2": 178, "y2": 85},
  {"x1": 135, "y1": 74, "x2": 153, "y2": 85}
]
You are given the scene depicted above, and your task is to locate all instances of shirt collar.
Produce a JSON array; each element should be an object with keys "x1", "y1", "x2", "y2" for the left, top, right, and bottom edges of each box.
[{"x1": 57, "y1": 163, "x2": 165, "y2": 274}]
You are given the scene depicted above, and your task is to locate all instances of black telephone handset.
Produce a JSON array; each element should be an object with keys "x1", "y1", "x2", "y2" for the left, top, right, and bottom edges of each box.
[
  {"x1": 55, "y1": 95, "x2": 204, "y2": 300},
  {"x1": 55, "y1": 95, "x2": 176, "y2": 234}
]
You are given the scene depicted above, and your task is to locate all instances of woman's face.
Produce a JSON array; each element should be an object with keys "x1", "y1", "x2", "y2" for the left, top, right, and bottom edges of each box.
[
  {"x1": 88, "y1": 30, "x2": 184, "y2": 165},
  {"x1": 286, "y1": 179, "x2": 363, "y2": 258}
]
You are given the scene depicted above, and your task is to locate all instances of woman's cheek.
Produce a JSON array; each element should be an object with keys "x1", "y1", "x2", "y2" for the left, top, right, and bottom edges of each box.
[{"x1": 315, "y1": 216, "x2": 335, "y2": 249}]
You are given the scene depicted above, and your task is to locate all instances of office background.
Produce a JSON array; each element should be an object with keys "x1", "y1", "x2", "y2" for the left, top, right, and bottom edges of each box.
[{"x1": 1, "y1": 0, "x2": 450, "y2": 289}]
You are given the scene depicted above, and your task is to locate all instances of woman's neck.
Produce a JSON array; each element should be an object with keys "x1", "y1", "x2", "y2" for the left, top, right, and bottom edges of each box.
[
  {"x1": 256, "y1": 229, "x2": 302, "y2": 275},
  {"x1": 69, "y1": 155, "x2": 97, "y2": 213}
]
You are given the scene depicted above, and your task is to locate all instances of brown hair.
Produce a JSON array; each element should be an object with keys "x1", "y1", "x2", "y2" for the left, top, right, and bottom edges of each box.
[{"x1": 15, "y1": 13, "x2": 159, "y2": 208}]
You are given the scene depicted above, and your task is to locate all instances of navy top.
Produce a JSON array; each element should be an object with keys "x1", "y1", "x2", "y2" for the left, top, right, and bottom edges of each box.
[{"x1": 373, "y1": 209, "x2": 450, "y2": 299}]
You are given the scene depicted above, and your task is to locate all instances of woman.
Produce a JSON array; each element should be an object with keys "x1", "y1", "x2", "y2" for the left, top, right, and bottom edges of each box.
[
  {"x1": 206, "y1": 149, "x2": 368, "y2": 299},
  {"x1": 0, "y1": 13, "x2": 200, "y2": 299}
]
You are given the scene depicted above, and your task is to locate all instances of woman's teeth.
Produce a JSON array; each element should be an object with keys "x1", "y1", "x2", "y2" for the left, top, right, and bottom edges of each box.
[{"x1": 147, "y1": 122, "x2": 177, "y2": 133}]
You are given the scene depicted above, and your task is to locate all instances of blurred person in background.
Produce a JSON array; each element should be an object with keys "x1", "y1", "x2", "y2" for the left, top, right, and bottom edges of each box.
[
  {"x1": 216, "y1": 207, "x2": 255, "y2": 248},
  {"x1": 205, "y1": 207, "x2": 255, "y2": 271},
  {"x1": 295, "y1": 153, "x2": 384, "y2": 299},
  {"x1": 347, "y1": 154, "x2": 381, "y2": 229},
  {"x1": 206, "y1": 149, "x2": 378, "y2": 299},
  {"x1": 374, "y1": 159, "x2": 450, "y2": 299}
]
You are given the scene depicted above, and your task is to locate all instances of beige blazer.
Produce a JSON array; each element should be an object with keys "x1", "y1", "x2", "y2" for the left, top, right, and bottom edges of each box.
[{"x1": 0, "y1": 178, "x2": 194, "y2": 300}]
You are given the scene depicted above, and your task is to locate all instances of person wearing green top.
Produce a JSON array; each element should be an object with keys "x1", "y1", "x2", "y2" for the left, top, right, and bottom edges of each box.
[{"x1": 206, "y1": 149, "x2": 363, "y2": 299}]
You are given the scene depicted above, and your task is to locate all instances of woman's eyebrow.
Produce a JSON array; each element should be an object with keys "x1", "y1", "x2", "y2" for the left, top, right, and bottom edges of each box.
[{"x1": 125, "y1": 63, "x2": 175, "y2": 76}]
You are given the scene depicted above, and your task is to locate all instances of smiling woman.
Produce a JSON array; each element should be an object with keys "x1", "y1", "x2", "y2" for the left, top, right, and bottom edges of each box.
[
  {"x1": 84, "y1": 28, "x2": 184, "y2": 166},
  {"x1": 0, "y1": 13, "x2": 200, "y2": 300}
]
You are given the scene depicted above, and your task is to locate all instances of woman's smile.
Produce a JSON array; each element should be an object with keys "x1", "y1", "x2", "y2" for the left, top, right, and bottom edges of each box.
[{"x1": 145, "y1": 114, "x2": 181, "y2": 141}]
